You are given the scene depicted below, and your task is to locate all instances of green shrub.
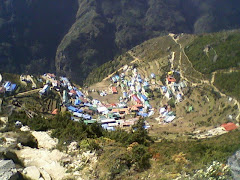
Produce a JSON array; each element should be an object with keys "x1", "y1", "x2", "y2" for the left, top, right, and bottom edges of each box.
[
  {"x1": 79, "y1": 139, "x2": 101, "y2": 151},
  {"x1": 167, "y1": 98, "x2": 176, "y2": 108},
  {"x1": 130, "y1": 144, "x2": 151, "y2": 171}
]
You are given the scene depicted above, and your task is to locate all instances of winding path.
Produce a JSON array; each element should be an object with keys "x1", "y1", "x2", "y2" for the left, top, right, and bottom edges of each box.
[
  {"x1": 103, "y1": 51, "x2": 140, "y2": 81},
  {"x1": 15, "y1": 88, "x2": 42, "y2": 97},
  {"x1": 169, "y1": 33, "x2": 240, "y2": 121}
]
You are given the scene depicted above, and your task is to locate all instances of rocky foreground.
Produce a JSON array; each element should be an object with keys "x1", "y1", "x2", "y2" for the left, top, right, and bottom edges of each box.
[{"x1": 1, "y1": 127, "x2": 98, "y2": 180}]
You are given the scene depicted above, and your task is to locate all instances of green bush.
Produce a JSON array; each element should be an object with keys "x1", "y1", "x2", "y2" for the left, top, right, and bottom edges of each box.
[
  {"x1": 130, "y1": 144, "x2": 151, "y2": 170},
  {"x1": 104, "y1": 118, "x2": 152, "y2": 146},
  {"x1": 167, "y1": 98, "x2": 176, "y2": 108},
  {"x1": 79, "y1": 139, "x2": 101, "y2": 151},
  {"x1": 9, "y1": 112, "x2": 104, "y2": 143}
]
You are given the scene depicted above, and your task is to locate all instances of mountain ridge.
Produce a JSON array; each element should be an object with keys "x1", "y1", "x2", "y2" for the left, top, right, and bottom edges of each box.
[{"x1": 0, "y1": 0, "x2": 240, "y2": 84}]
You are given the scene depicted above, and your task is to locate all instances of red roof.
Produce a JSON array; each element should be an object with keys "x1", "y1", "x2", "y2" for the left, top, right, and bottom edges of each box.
[
  {"x1": 47, "y1": 73, "x2": 56, "y2": 78},
  {"x1": 131, "y1": 106, "x2": 139, "y2": 111},
  {"x1": 132, "y1": 95, "x2": 142, "y2": 104},
  {"x1": 134, "y1": 104, "x2": 143, "y2": 108},
  {"x1": 79, "y1": 97, "x2": 88, "y2": 103},
  {"x1": 221, "y1": 123, "x2": 238, "y2": 131},
  {"x1": 70, "y1": 90, "x2": 77, "y2": 95},
  {"x1": 131, "y1": 104, "x2": 143, "y2": 111},
  {"x1": 167, "y1": 76, "x2": 176, "y2": 82},
  {"x1": 51, "y1": 109, "x2": 58, "y2": 115},
  {"x1": 112, "y1": 87, "x2": 118, "y2": 93}
]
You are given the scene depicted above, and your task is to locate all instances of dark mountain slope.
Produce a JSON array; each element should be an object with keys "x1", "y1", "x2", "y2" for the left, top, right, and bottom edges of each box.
[
  {"x1": 0, "y1": 0, "x2": 78, "y2": 74},
  {"x1": 56, "y1": 0, "x2": 240, "y2": 84},
  {"x1": 0, "y1": 0, "x2": 240, "y2": 84}
]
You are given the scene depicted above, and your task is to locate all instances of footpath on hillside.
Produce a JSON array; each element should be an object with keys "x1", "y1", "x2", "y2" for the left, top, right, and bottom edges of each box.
[
  {"x1": 169, "y1": 33, "x2": 240, "y2": 122},
  {"x1": 103, "y1": 51, "x2": 140, "y2": 81}
]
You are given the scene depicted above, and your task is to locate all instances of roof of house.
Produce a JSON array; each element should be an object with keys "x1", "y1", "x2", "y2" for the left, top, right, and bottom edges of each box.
[
  {"x1": 70, "y1": 89, "x2": 77, "y2": 95},
  {"x1": 167, "y1": 76, "x2": 176, "y2": 82},
  {"x1": 132, "y1": 94, "x2": 142, "y2": 104},
  {"x1": 221, "y1": 123, "x2": 238, "y2": 131},
  {"x1": 51, "y1": 109, "x2": 58, "y2": 115},
  {"x1": 112, "y1": 86, "x2": 118, "y2": 93},
  {"x1": 47, "y1": 73, "x2": 56, "y2": 78}
]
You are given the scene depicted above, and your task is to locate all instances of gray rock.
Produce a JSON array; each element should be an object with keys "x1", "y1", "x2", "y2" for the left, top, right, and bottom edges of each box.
[
  {"x1": 23, "y1": 166, "x2": 41, "y2": 180},
  {"x1": 0, "y1": 160, "x2": 18, "y2": 180},
  {"x1": 228, "y1": 150, "x2": 240, "y2": 180}
]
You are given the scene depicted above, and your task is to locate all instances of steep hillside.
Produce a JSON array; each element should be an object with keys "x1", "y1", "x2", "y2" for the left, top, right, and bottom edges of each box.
[
  {"x1": 86, "y1": 30, "x2": 240, "y2": 133},
  {"x1": 0, "y1": 0, "x2": 240, "y2": 84},
  {"x1": 83, "y1": 30, "x2": 240, "y2": 179},
  {"x1": 0, "y1": 0, "x2": 78, "y2": 74}
]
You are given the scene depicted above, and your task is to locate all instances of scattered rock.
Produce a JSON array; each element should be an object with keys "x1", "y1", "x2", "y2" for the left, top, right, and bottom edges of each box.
[
  {"x1": 16, "y1": 147, "x2": 68, "y2": 180},
  {"x1": 228, "y1": 150, "x2": 240, "y2": 180},
  {"x1": 68, "y1": 141, "x2": 79, "y2": 152},
  {"x1": 0, "y1": 147, "x2": 22, "y2": 165},
  {"x1": 4, "y1": 150, "x2": 22, "y2": 165},
  {"x1": 39, "y1": 168, "x2": 52, "y2": 180},
  {"x1": 5, "y1": 138, "x2": 16, "y2": 146},
  {"x1": 0, "y1": 117, "x2": 8, "y2": 124},
  {"x1": 31, "y1": 131, "x2": 58, "y2": 150},
  {"x1": 20, "y1": 126, "x2": 30, "y2": 132},
  {"x1": 0, "y1": 160, "x2": 18, "y2": 180},
  {"x1": 23, "y1": 166, "x2": 41, "y2": 180}
]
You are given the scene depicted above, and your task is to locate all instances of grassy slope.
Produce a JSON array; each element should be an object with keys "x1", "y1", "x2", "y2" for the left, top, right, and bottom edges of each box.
[
  {"x1": 185, "y1": 30, "x2": 240, "y2": 74},
  {"x1": 84, "y1": 30, "x2": 240, "y2": 179},
  {"x1": 3, "y1": 30, "x2": 240, "y2": 179},
  {"x1": 138, "y1": 129, "x2": 240, "y2": 180},
  {"x1": 214, "y1": 71, "x2": 240, "y2": 100}
]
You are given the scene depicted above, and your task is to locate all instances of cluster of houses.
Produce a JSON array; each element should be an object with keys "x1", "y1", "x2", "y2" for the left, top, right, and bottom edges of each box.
[
  {"x1": 161, "y1": 70, "x2": 187, "y2": 102},
  {"x1": 110, "y1": 66, "x2": 154, "y2": 117},
  {"x1": 0, "y1": 74, "x2": 17, "y2": 95},
  {"x1": 40, "y1": 73, "x2": 150, "y2": 131},
  {"x1": 20, "y1": 75, "x2": 37, "y2": 88},
  {"x1": 155, "y1": 70, "x2": 188, "y2": 123}
]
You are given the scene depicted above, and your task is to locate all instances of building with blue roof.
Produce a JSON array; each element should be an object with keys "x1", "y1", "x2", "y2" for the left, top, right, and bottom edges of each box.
[
  {"x1": 75, "y1": 99, "x2": 81, "y2": 106},
  {"x1": 67, "y1": 106, "x2": 78, "y2": 112}
]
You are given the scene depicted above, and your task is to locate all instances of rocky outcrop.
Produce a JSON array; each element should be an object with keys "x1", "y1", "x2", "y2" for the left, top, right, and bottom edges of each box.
[
  {"x1": 15, "y1": 131, "x2": 98, "y2": 179},
  {"x1": 16, "y1": 144, "x2": 68, "y2": 179},
  {"x1": 16, "y1": 131, "x2": 67, "y2": 179},
  {"x1": 31, "y1": 131, "x2": 58, "y2": 150},
  {"x1": 23, "y1": 166, "x2": 41, "y2": 180},
  {"x1": 0, "y1": 160, "x2": 18, "y2": 180},
  {"x1": 228, "y1": 150, "x2": 240, "y2": 180}
]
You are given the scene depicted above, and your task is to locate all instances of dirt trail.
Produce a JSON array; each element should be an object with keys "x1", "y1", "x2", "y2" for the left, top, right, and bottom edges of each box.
[
  {"x1": 169, "y1": 33, "x2": 240, "y2": 121},
  {"x1": 15, "y1": 88, "x2": 42, "y2": 97},
  {"x1": 103, "y1": 51, "x2": 141, "y2": 81}
]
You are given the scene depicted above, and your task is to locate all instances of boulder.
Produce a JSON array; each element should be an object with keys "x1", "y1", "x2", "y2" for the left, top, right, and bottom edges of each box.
[
  {"x1": 20, "y1": 126, "x2": 30, "y2": 132},
  {"x1": 31, "y1": 131, "x2": 57, "y2": 150},
  {"x1": 0, "y1": 147, "x2": 22, "y2": 166},
  {"x1": 0, "y1": 117, "x2": 8, "y2": 124},
  {"x1": 23, "y1": 166, "x2": 41, "y2": 180},
  {"x1": 39, "y1": 168, "x2": 51, "y2": 180},
  {"x1": 17, "y1": 132, "x2": 38, "y2": 148},
  {"x1": 0, "y1": 160, "x2": 18, "y2": 180},
  {"x1": 228, "y1": 150, "x2": 240, "y2": 180}
]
